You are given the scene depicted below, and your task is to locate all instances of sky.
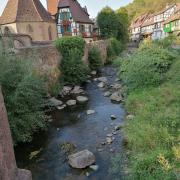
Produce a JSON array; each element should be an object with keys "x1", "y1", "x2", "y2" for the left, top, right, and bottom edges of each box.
[{"x1": 0, "y1": 0, "x2": 133, "y2": 18}]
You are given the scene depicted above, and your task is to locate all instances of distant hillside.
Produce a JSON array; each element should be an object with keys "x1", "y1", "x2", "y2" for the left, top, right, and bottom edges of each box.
[{"x1": 125, "y1": 0, "x2": 180, "y2": 21}]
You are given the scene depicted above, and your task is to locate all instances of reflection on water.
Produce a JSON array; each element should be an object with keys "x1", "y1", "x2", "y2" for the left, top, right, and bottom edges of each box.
[{"x1": 15, "y1": 66, "x2": 126, "y2": 180}]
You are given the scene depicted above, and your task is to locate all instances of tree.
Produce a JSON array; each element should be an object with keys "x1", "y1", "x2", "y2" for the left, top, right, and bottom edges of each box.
[
  {"x1": 0, "y1": 52, "x2": 48, "y2": 145},
  {"x1": 116, "y1": 7, "x2": 129, "y2": 44},
  {"x1": 97, "y1": 7, "x2": 119, "y2": 39},
  {"x1": 97, "y1": 6, "x2": 129, "y2": 45}
]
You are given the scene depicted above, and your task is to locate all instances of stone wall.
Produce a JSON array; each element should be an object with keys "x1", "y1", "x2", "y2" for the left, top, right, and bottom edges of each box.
[
  {"x1": 0, "y1": 88, "x2": 32, "y2": 180},
  {"x1": 15, "y1": 40, "x2": 108, "y2": 92}
]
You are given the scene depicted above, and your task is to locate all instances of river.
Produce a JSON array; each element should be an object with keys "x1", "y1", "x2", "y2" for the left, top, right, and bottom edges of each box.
[{"x1": 15, "y1": 65, "x2": 126, "y2": 180}]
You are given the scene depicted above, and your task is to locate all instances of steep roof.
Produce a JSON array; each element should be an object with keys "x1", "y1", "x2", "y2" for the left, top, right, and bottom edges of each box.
[
  {"x1": 130, "y1": 14, "x2": 149, "y2": 29},
  {"x1": 58, "y1": 0, "x2": 93, "y2": 24},
  {"x1": 0, "y1": 0, "x2": 54, "y2": 25},
  {"x1": 141, "y1": 14, "x2": 155, "y2": 27}
]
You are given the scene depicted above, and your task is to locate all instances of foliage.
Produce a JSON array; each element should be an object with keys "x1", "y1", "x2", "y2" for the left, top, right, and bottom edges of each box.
[
  {"x1": 97, "y1": 7, "x2": 119, "y2": 39},
  {"x1": 55, "y1": 36, "x2": 85, "y2": 58},
  {"x1": 107, "y1": 38, "x2": 123, "y2": 63},
  {"x1": 125, "y1": 0, "x2": 178, "y2": 21},
  {"x1": 88, "y1": 46, "x2": 102, "y2": 70},
  {"x1": 112, "y1": 39, "x2": 180, "y2": 179},
  {"x1": 60, "y1": 49, "x2": 89, "y2": 85},
  {"x1": 0, "y1": 53, "x2": 48, "y2": 145},
  {"x1": 119, "y1": 42, "x2": 176, "y2": 92},
  {"x1": 97, "y1": 7, "x2": 129, "y2": 45},
  {"x1": 55, "y1": 36, "x2": 89, "y2": 85}
]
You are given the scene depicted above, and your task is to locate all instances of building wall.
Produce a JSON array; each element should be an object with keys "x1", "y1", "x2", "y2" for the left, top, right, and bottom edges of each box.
[
  {"x1": 16, "y1": 22, "x2": 57, "y2": 41},
  {"x1": 47, "y1": 0, "x2": 59, "y2": 15},
  {"x1": 1, "y1": 23, "x2": 18, "y2": 34}
]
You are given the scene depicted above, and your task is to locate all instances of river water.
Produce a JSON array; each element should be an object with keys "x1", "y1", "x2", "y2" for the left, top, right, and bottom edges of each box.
[{"x1": 15, "y1": 65, "x2": 126, "y2": 180}]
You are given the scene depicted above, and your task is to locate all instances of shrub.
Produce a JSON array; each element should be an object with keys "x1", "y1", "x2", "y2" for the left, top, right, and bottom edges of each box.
[
  {"x1": 120, "y1": 43, "x2": 175, "y2": 92},
  {"x1": 0, "y1": 53, "x2": 48, "y2": 144},
  {"x1": 60, "y1": 49, "x2": 89, "y2": 85},
  {"x1": 55, "y1": 36, "x2": 85, "y2": 58},
  {"x1": 88, "y1": 46, "x2": 102, "y2": 70},
  {"x1": 107, "y1": 38, "x2": 123, "y2": 63}
]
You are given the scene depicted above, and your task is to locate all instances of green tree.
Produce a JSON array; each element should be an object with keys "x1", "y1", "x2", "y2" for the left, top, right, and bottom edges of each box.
[
  {"x1": 0, "y1": 52, "x2": 48, "y2": 145},
  {"x1": 116, "y1": 7, "x2": 129, "y2": 44},
  {"x1": 97, "y1": 7, "x2": 119, "y2": 39}
]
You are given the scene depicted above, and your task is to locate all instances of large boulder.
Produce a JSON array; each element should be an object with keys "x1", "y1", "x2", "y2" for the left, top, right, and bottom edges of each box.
[
  {"x1": 76, "y1": 96, "x2": 88, "y2": 103},
  {"x1": 98, "y1": 82, "x2": 105, "y2": 88},
  {"x1": 68, "y1": 150, "x2": 95, "y2": 169}
]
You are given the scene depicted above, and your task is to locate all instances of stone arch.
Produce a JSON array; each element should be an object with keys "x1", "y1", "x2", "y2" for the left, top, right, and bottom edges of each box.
[{"x1": 48, "y1": 26, "x2": 52, "y2": 40}]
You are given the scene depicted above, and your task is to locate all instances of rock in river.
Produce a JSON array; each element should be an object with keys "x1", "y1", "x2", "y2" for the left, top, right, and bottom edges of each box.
[
  {"x1": 68, "y1": 150, "x2": 95, "y2": 169},
  {"x1": 76, "y1": 96, "x2": 88, "y2": 103},
  {"x1": 104, "y1": 91, "x2": 111, "y2": 97},
  {"x1": 98, "y1": 77, "x2": 108, "y2": 83},
  {"x1": 98, "y1": 82, "x2": 105, "y2": 88},
  {"x1": 110, "y1": 92, "x2": 123, "y2": 102},
  {"x1": 66, "y1": 100, "x2": 77, "y2": 106},
  {"x1": 87, "y1": 110, "x2": 95, "y2": 115},
  {"x1": 71, "y1": 86, "x2": 84, "y2": 95},
  {"x1": 49, "y1": 97, "x2": 63, "y2": 107}
]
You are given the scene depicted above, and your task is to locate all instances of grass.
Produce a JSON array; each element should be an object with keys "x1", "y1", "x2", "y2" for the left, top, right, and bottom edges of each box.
[{"x1": 111, "y1": 39, "x2": 180, "y2": 179}]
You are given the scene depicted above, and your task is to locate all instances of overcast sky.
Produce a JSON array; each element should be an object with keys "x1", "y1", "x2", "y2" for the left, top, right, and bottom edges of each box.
[{"x1": 0, "y1": 0, "x2": 133, "y2": 18}]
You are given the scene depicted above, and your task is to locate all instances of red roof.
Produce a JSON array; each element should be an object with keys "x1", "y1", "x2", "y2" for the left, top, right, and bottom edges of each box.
[
  {"x1": 58, "y1": 0, "x2": 93, "y2": 24},
  {"x1": 141, "y1": 14, "x2": 155, "y2": 27},
  {"x1": 0, "y1": 0, "x2": 54, "y2": 25},
  {"x1": 130, "y1": 14, "x2": 149, "y2": 29}
]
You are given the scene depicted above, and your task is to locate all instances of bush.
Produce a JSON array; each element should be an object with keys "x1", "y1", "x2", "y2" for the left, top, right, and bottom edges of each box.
[
  {"x1": 112, "y1": 39, "x2": 180, "y2": 179},
  {"x1": 60, "y1": 49, "x2": 89, "y2": 85},
  {"x1": 55, "y1": 36, "x2": 85, "y2": 58},
  {"x1": 88, "y1": 46, "x2": 102, "y2": 70},
  {"x1": 107, "y1": 38, "x2": 123, "y2": 63},
  {"x1": 120, "y1": 43, "x2": 175, "y2": 92},
  {"x1": 0, "y1": 53, "x2": 48, "y2": 144}
]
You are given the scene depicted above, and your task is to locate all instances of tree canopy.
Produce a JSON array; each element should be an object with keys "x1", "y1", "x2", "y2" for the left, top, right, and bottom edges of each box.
[
  {"x1": 125, "y1": 0, "x2": 179, "y2": 21},
  {"x1": 97, "y1": 6, "x2": 129, "y2": 44}
]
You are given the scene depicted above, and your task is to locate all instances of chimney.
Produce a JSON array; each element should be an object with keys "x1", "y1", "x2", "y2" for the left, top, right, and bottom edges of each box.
[{"x1": 47, "y1": 0, "x2": 59, "y2": 15}]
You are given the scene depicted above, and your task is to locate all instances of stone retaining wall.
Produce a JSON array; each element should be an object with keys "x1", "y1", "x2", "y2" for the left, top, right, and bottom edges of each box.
[{"x1": 15, "y1": 40, "x2": 108, "y2": 91}]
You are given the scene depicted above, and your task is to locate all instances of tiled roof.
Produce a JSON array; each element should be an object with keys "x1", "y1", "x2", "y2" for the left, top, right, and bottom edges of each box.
[
  {"x1": 58, "y1": 0, "x2": 93, "y2": 24},
  {"x1": 130, "y1": 14, "x2": 149, "y2": 29},
  {"x1": 141, "y1": 14, "x2": 155, "y2": 27},
  {"x1": 0, "y1": 0, "x2": 54, "y2": 25}
]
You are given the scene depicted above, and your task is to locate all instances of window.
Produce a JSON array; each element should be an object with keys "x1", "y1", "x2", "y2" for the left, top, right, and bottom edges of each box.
[
  {"x1": 89, "y1": 25, "x2": 92, "y2": 33},
  {"x1": 60, "y1": 12, "x2": 71, "y2": 20},
  {"x1": 79, "y1": 24, "x2": 85, "y2": 33}
]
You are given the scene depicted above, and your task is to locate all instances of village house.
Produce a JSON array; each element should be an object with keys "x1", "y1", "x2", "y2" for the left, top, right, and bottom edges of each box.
[
  {"x1": 0, "y1": 0, "x2": 57, "y2": 42},
  {"x1": 57, "y1": 0, "x2": 94, "y2": 38},
  {"x1": 141, "y1": 14, "x2": 155, "y2": 40},
  {"x1": 129, "y1": 14, "x2": 148, "y2": 42},
  {"x1": 164, "y1": 4, "x2": 180, "y2": 37},
  {"x1": 152, "y1": 3, "x2": 178, "y2": 40}
]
